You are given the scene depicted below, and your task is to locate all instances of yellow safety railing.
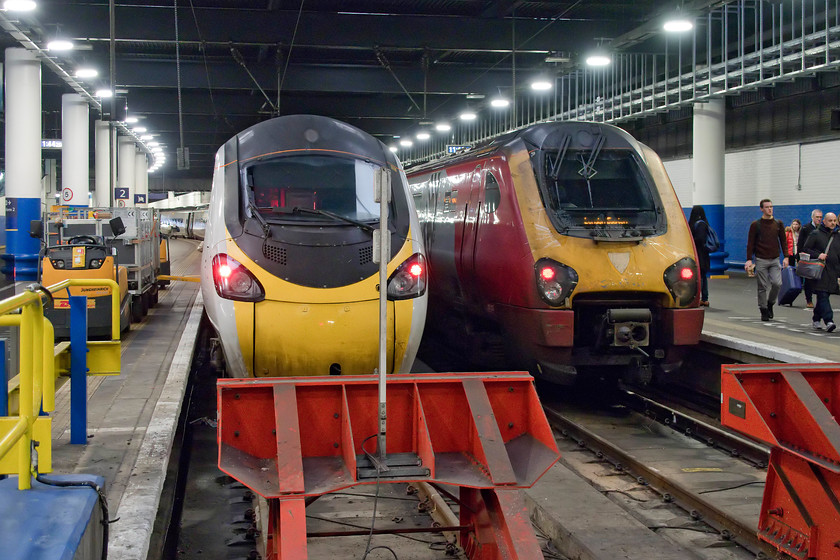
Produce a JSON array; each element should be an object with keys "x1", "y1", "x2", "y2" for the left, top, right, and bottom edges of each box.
[{"x1": 0, "y1": 279, "x2": 121, "y2": 490}]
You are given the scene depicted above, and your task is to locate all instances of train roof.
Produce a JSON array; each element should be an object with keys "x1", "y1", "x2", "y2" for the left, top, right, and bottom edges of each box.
[
  {"x1": 234, "y1": 114, "x2": 400, "y2": 171},
  {"x1": 404, "y1": 121, "x2": 646, "y2": 175}
]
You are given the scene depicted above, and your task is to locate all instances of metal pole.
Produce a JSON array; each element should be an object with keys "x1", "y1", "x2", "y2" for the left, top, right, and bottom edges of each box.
[{"x1": 374, "y1": 167, "x2": 391, "y2": 461}]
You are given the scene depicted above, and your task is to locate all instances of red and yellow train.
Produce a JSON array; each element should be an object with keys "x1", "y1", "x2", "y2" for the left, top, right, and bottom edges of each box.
[{"x1": 406, "y1": 121, "x2": 704, "y2": 384}]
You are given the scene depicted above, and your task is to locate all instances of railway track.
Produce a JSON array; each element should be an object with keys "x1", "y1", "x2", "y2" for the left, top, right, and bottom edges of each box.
[{"x1": 542, "y1": 392, "x2": 777, "y2": 559}]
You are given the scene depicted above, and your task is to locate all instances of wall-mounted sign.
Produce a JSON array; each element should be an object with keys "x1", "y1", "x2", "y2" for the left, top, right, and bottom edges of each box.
[
  {"x1": 134, "y1": 194, "x2": 146, "y2": 204},
  {"x1": 41, "y1": 139, "x2": 63, "y2": 149},
  {"x1": 115, "y1": 187, "x2": 129, "y2": 200},
  {"x1": 446, "y1": 145, "x2": 470, "y2": 154}
]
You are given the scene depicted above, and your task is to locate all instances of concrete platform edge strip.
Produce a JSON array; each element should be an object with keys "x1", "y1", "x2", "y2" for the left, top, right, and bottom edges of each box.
[
  {"x1": 701, "y1": 331, "x2": 832, "y2": 364},
  {"x1": 108, "y1": 291, "x2": 205, "y2": 559}
]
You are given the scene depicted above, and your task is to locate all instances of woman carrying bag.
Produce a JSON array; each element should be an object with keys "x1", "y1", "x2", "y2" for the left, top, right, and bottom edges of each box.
[{"x1": 802, "y1": 212, "x2": 839, "y2": 332}]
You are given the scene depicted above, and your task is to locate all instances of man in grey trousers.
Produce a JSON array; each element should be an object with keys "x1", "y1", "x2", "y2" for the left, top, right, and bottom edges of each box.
[{"x1": 744, "y1": 199, "x2": 790, "y2": 321}]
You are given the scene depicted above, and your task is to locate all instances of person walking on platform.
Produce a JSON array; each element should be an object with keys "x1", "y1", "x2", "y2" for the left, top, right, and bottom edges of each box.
[
  {"x1": 803, "y1": 212, "x2": 839, "y2": 332},
  {"x1": 787, "y1": 219, "x2": 801, "y2": 262},
  {"x1": 689, "y1": 205, "x2": 712, "y2": 306},
  {"x1": 745, "y1": 199, "x2": 790, "y2": 321},
  {"x1": 800, "y1": 208, "x2": 823, "y2": 308}
]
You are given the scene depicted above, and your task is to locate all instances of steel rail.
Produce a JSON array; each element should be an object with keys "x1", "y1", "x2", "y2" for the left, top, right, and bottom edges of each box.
[
  {"x1": 620, "y1": 389, "x2": 771, "y2": 469},
  {"x1": 543, "y1": 404, "x2": 776, "y2": 559}
]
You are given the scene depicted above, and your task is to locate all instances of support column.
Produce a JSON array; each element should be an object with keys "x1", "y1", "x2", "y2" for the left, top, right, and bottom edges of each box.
[
  {"x1": 94, "y1": 120, "x2": 112, "y2": 207},
  {"x1": 61, "y1": 94, "x2": 90, "y2": 207},
  {"x1": 117, "y1": 136, "x2": 136, "y2": 208},
  {"x1": 692, "y1": 98, "x2": 728, "y2": 274},
  {"x1": 134, "y1": 151, "x2": 148, "y2": 205},
  {"x1": 2, "y1": 48, "x2": 42, "y2": 282}
]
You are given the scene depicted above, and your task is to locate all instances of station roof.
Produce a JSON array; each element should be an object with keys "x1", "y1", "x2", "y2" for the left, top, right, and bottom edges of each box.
[{"x1": 0, "y1": 1, "x2": 724, "y2": 187}]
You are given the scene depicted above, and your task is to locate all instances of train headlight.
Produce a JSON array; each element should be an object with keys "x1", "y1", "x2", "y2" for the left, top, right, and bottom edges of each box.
[
  {"x1": 89, "y1": 259, "x2": 103, "y2": 269},
  {"x1": 535, "y1": 258, "x2": 578, "y2": 306},
  {"x1": 51, "y1": 259, "x2": 65, "y2": 269},
  {"x1": 387, "y1": 253, "x2": 427, "y2": 300},
  {"x1": 212, "y1": 254, "x2": 265, "y2": 302},
  {"x1": 663, "y1": 257, "x2": 698, "y2": 306}
]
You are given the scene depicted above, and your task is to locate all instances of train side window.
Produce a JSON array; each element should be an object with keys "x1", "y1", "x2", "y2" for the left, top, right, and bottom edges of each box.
[{"x1": 484, "y1": 172, "x2": 501, "y2": 214}]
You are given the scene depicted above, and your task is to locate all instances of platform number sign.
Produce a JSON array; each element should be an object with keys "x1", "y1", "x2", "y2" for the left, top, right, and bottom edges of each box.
[
  {"x1": 115, "y1": 188, "x2": 129, "y2": 200},
  {"x1": 62, "y1": 188, "x2": 73, "y2": 202},
  {"x1": 134, "y1": 194, "x2": 146, "y2": 204}
]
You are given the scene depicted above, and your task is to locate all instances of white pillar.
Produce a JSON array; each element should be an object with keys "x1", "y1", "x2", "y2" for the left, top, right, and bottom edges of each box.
[
  {"x1": 4, "y1": 47, "x2": 42, "y2": 281},
  {"x1": 134, "y1": 151, "x2": 148, "y2": 205},
  {"x1": 94, "y1": 120, "x2": 112, "y2": 207},
  {"x1": 61, "y1": 93, "x2": 90, "y2": 207},
  {"x1": 117, "y1": 136, "x2": 136, "y2": 208},
  {"x1": 692, "y1": 98, "x2": 727, "y2": 273}
]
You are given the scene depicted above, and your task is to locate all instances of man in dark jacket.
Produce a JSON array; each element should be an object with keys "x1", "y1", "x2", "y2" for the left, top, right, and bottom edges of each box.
[
  {"x1": 799, "y1": 208, "x2": 823, "y2": 308},
  {"x1": 745, "y1": 199, "x2": 790, "y2": 321},
  {"x1": 803, "y1": 212, "x2": 839, "y2": 332}
]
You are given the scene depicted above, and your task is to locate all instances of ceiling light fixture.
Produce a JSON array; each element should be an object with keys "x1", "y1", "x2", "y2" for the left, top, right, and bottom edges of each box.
[
  {"x1": 416, "y1": 132, "x2": 431, "y2": 140},
  {"x1": 124, "y1": 116, "x2": 139, "y2": 124},
  {"x1": 459, "y1": 111, "x2": 477, "y2": 121},
  {"x1": 389, "y1": 146, "x2": 398, "y2": 153},
  {"x1": 3, "y1": 0, "x2": 36, "y2": 12},
  {"x1": 74, "y1": 68, "x2": 98, "y2": 79},
  {"x1": 435, "y1": 122, "x2": 451, "y2": 132},
  {"x1": 663, "y1": 18, "x2": 693, "y2": 32},
  {"x1": 132, "y1": 127, "x2": 147, "y2": 133},
  {"x1": 95, "y1": 89, "x2": 113, "y2": 98},
  {"x1": 399, "y1": 139, "x2": 413, "y2": 147},
  {"x1": 585, "y1": 54, "x2": 611, "y2": 67},
  {"x1": 530, "y1": 80, "x2": 552, "y2": 91},
  {"x1": 47, "y1": 39, "x2": 74, "y2": 51},
  {"x1": 490, "y1": 98, "x2": 510, "y2": 108}
]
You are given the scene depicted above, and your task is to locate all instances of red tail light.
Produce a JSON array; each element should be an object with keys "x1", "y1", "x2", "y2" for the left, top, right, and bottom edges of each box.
[
  {"x1": 212, "y1": 254, "x2": 265, "y2": 302},
  {"x1": 387, "y1": 253, "x2": 427, "y2": 300},
  {"x1": 680, "y1": 267, "x2": 694, "y2": 281}
]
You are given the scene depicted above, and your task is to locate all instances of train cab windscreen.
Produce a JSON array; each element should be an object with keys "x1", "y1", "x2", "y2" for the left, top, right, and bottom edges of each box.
[
  {"x1": 243, "y1": 155, "x2": 381, "y2": 226},
  {"x1": 536, "y1": 149, "x2": 665, "y2": 239}
]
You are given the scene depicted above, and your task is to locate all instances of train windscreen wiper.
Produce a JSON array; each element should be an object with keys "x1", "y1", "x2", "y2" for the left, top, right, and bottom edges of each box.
[
  {"x1": 291, "y1": 207, "x2": 376, "y2": 233},
  {"x1": 247, "y1": 200, "x2": 272, "y2": 238}
]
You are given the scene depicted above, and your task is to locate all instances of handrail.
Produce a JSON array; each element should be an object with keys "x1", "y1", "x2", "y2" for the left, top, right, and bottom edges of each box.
[{"x1": 0, "y1": 279, "x2": 119, "y2": 489}]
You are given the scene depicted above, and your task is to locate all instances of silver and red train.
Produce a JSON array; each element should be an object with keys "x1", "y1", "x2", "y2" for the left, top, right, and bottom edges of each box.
[{"x1": 406, "y1": 121, "x2": 704, "y2": 384}]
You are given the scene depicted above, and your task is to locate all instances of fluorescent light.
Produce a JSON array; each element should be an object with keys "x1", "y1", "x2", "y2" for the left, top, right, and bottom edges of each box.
[
  {"x1": 663, "y1": 19, "x2": 693, "y2": 32},
  {"x1": 95, "y1": 89, "x2": 113, "y2": 98},
  {"x1": 435, "y1": 122, "x2": 451, "y2": 132},
  {"x1": 416, "y1": 132, "x2": 431, "y2": 140},
  {"x1": 585, "y1": 55, "x2": 611, "y2": 67},
  {"x1": 490, "y1": 98, "x2": 510, "y2": 108},
  {"x1": 399, "y1": 139, "x2": 413, "y2": 147},
  {"x1": 124, "y1": 116, "x2": 139, "y2": 124},
  {"x1": 132, "y1": 127, "x2": 147, "y2": 133},
  {"x1": 140, "y1": 134, "x2": 154, "y2": 141},
  {"x1": 74, "y1": 68, "x2": 98, "y2": 79},
  {"x1": 47, "y1": 40, "x2": 74, "y2": 52},
  {"x1": 459, "y1": 111, "x2": 477, "y2": 121},
  {"x1": 531, "y1": 80, "x2": 552, "y2": 91},
  {"x1": 3, "y1": 1, "x2": 36, "y2": 12}
]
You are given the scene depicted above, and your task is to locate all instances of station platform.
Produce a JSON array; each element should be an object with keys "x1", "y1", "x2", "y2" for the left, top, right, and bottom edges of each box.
[
  {"x1": 700, "y1": 271, "x2": 840, "y2": 363},
  {"x1": 0, "y1": 238, "x2": 204, "y2": 560},
  {"x1": 4, "y1": 245, "x2": 839, "y2": 560}
]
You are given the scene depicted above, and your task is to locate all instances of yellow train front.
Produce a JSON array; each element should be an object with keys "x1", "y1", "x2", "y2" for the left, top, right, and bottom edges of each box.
[
  {"x1": 406, "y1": 122, "x2": 704, "y2": 385},
  {"x1": 200, "y1": 114, "x2": 427, "y2": 378}
]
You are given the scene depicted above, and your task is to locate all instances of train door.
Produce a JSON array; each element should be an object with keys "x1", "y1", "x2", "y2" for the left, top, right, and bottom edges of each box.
[{"x1": 458, "y1": 164, "x2": 483, "y2": 300}]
